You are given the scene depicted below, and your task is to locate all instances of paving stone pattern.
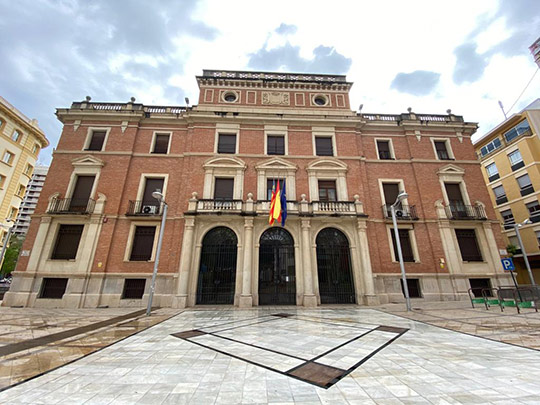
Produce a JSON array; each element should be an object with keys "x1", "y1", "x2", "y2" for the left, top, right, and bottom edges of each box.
[{"x1": 1, "y1": 307, "x2": 540, "y2": 404}]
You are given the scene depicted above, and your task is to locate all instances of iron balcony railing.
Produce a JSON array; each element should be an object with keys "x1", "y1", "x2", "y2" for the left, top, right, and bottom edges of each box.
[
  {"x1": 126, "y1": 200, "x2": 163, "y2": 216},
  {"x1": 197, "y1": 199, "x2": 243, "y2": 212},
  {"x1": 382, "y1": 204, "x2": 418, "y2": 220},
  {"x1": 47, "y1": 198, "x2": 95, "y2": 214},
  {"x1": 445, "y1": 204, "x2": 487, "y2": 220}
]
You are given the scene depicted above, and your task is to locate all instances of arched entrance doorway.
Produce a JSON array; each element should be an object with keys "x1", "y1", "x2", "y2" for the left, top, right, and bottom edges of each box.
[
  {"x1": 258, "y1": 228, "x2": 296, "y2": 305},
  {"x1": 316, "y1": 228, "x2": 356, "y2": 304},
  {"x1": 196, "y1": 227, "x2": 238, "y2": 305}
]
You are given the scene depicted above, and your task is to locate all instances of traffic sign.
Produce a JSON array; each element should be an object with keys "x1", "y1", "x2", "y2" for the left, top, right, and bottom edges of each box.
[{"x1": 501, "y1": 258, "x2": 515, "y2": 271}]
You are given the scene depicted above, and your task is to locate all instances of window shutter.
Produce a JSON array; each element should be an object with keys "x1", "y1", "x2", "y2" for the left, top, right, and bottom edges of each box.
[
  {"x1": 383, "y1": 183, "x2": 400, "y2": 205},
  {"x1": 130, "y1": 226, "x2": 156, "y2": 261},
  {"x1": 143, "y1": 178, "x2": 164, "y2": 205},
  {"x1": 70, "y1": 176, "x2": 95, "y2": 211},
  {"x1": 315, "y1": 137, "x2": 333, "y2": 156},
  {"x1": 377, "y1": 140, "x2": 391, "y2": 159},
  {"x1": 87, "y1": 131, "x2": 106, "y2": 151},
  {"x1": 214, "y1": 178, "x2": 234, "y2": 200},
  {"x1": 391, "y1": 229, "x2": 414, "y2": 262},
  {"x1": 318, "y1": 180, "x2": 337, "y2": 201},
  {"x1": 153, "y1": 134, "x2": 169, "y2": 154},
  {"x1": 455, "y1": 229, "x2": 483, "y2": 261},
  {"x1": 267, "y1": 136, "x2": 285, "y2": 155},
  {"x1": 51, "y1": 225, "x2": 84, "y2": 260},
  {"x1": 445, "y1": 183, "x2": 464, "y2": 204},
  {"x1": 218, "y1": 134, "x2": 236, "y2": 153}
]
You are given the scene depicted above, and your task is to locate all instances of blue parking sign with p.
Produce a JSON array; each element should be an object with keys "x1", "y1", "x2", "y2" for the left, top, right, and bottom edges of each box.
[{"x1": 501, "y1": 258, "x2": 515, "y2": 271}]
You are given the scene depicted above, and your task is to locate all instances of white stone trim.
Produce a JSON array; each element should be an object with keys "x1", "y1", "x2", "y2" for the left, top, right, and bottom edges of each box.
[
  {"x1": 202, "y1": 156, "x2": 246, "y2": 199},
  {"x1": 374, "y1": 137, "x2": 396, "y2": 159},
  {"x1": 264, "y1": 125, "x2": 288, "y2": 156},
  {"x1": 430, "y1": 137, "x2": 455, "y2": 160},
  {"x1": 306, "y1": 158, "x2": 348, "y2": 201},
  {"x1": 83, "y1": 127, "x2": 111, "y2": 151},
  {"x1": 150, "y1": 131, "x2": 172, "y2": 154},
  {"x1": 312, "y1": 127, "x2": 336, "y2": 157}
]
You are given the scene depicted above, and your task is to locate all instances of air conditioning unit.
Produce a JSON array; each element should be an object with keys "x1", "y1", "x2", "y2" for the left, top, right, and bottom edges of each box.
[{"x1": 142, "y1": 205, "x2": 158, "y2": 214}]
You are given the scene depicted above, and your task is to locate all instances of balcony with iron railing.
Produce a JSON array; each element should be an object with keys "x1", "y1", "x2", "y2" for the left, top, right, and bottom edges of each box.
[
  {"x1": 126, "y1": 201, "x2": 163, "y2": 216},
  {"x1": 445, "y1": 204, "x2": 487, "y2": 220},
  {"x1": 382, "y1": 204, "x2": 418, "y2": 220},
  {"x1": 47, "y1": 198, "x2": 96, "y2": 214}
]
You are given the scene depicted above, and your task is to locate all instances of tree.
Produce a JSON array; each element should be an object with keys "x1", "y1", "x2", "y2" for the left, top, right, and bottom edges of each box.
[{"x1": 1, "y1": 236, "x2": 23, "y2": 276}]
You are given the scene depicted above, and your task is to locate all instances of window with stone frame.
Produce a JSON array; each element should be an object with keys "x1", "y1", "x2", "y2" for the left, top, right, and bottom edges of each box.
[
  {"x1": 315, "y1": 137, "x2": 333, "y2": 156},
  {"x1": 318, "y1": 180, "x2": 337, "y2": 202},
  {"x1": 51, "y1": 225, "x2": 84, "y2": 260},
  {"x1": 217, "y1": 134, "x2": 236, "y2": 154},
  {"x1": 129, "y1": 226, "x2": 156, "y2": 261},
  {"x1": 152, "y1": 133, "x2": 170, "y2": 154},
  {"x1": 86, "y1": 130, "x2": 106, "y2": 151},
  {"x1": 455, "y1": 229, "x2": 483, "y2": 262},
  {"x1": 267, "y1": 135, "x2": 285, "y2": 155},
  {"x1": 434, "y1": 141, "x2": 451, "y2": 160},
  {"x1": 390, "y1": 228, "x2": 415, "y2": 262},
  {"x1": 376, "y1": 140, "x2": 393, "y2": 160}
]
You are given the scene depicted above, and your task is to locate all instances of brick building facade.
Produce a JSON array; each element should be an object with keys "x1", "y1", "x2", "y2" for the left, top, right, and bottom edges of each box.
[{"x1": 2, "y1": 70, "x2": 510, "y2": 308}]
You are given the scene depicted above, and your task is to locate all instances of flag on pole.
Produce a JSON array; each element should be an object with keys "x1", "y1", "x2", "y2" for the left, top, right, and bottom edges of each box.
[
  {"x1": 269, "y1": 179, "x2": 281, "y2": 225},
  {"x1": 280, "y1": 179, "x2": 287, "y2": 226}
]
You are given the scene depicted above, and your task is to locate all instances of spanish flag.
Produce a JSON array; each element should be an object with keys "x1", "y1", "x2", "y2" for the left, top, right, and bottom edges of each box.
[{"x1": 269, "y1": 179, "x2": 281, "y2": 225}]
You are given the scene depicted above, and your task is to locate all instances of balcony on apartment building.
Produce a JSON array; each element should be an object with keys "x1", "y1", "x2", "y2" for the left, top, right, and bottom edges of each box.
[
  {"x1": 381, "y1": 204, "x2": 419, "y2": 221},
  {"x1": 444, "y1": 204, "x2": 487, "y2": 220},
  {"x1": 47, "y1": 198, "x2": 96, "y2": 215}
]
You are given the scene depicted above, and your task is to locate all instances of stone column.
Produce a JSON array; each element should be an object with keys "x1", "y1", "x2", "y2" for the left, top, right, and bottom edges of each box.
[
  {"x1": 173, "y1": 216, "x2": 196, "y2": 308},
  {"x1": 356, "y1": 219, "x2": 378, "y2": 305},
  {"x1": 301, "y1": 218, "x2": 317, "y2": 307},
  {"x1": 239, "y1": 217, "x2": 254, "y2": 307}
]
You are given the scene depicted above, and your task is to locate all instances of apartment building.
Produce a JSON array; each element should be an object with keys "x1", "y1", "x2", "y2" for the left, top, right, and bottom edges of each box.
[
  {"x1": 13, "y1": 166, "x2": 49, "y2": 238},
  {"x1": 474, "y1": 99, "x2": 540, "y2": 284},
  {"x1": 2, "y1": 70, "x2": 509, "y2": 308},
  {"x1": 0, "y1": 97, "x2": 49, "y2": 253}
]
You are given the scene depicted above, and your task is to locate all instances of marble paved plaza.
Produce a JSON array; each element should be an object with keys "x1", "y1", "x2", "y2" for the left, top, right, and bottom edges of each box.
[{"x1": 1, "y1": 307, "x2": 540, "y2": 404}]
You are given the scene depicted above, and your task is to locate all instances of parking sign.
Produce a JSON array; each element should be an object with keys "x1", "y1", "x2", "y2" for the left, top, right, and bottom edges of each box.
[{"x1": 501, "y1": 258, "x2": 515, "y2": 271}]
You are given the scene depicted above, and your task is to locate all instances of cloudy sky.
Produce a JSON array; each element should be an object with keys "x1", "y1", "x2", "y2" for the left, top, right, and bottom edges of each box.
[{"x1": 1, "y1": 0, "x2": 539, "y2": 165}]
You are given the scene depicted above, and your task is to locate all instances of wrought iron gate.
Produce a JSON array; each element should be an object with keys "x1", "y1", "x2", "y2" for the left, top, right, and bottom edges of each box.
[
  {"x1": 196, "y1": 227, "x2": 237, "y2": 305},
  {"x1": 316, "y1": 228, "x2": 356, "y2": 304},
  {"x1": 259, "y1": 228, "x2": 296, "y2": 305}
]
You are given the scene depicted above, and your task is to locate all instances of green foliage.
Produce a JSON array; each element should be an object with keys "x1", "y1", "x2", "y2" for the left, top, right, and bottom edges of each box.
[
  {"x1": 506, "y1": 244, "x2": 518, "y2": 257},
  {"x1": 1, "y1": 236, "x2": 23, "y2": 276}
]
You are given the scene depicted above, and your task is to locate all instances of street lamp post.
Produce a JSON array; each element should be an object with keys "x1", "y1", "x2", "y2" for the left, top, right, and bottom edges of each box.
[
  {"x1": 391, "y1": 191, "x2": 412, "y2": 311},
  {"x1": 146, "y1": 190, "x2": 168, "y2": 316},
  {"x1": 514, "y1": 219, "x2": 535, "y2": 286},
  {"x1": 0, "y1": 220, "x2": 14, "y2": 273}
]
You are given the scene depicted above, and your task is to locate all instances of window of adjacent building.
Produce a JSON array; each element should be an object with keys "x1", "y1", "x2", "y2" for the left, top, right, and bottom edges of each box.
[
  {"x1": 401, "y1": 278, "x2": 422, "y2": 298},
  {"x1": 152, "y1": 133, "x2": 170, "y2": 154},
  {"x1": 516, "y1": 173, "x2": 534, "y2": 196},
  {"x1": 17, "y1": 184, "x2": 25, "y2": 197},
  {"x1": 51, "y1": 225, "x2": 84, "y2": 260},
  {"x1": 25, "y1": 164, "x2": 34, "y2": 176},
  {"x1": 480, "y1": 138, "x2": 502, "y2": 157},
  {"x1": 526, "y1": 200, "x2": 540, "y2": 220},
  {"x1": 508, "y1": 149, "x2": 524, "y2": 171},
  {"x1": 504, "y1": 119, "x2": 531, "y2": 143},
  {"x1": 2, "y1": 151, "x2": 14, "y2": 165},
  {"x1": 32, "y1": 144, "x2": 40, "y2": 155},
  {"x1": 11, "y1": 130, "x2": 21, "y2": 143},
  {"x1": 434, "y1": 141, "x2": 451, "y2": 160},
  {"x1": 122, "y1": 279, "x2": 146, "y2": 299},
  {"x1": 455, "y1": 229, "x2": 483, "y2": 262},
  {"x1": 318, "y1": 180, "x2": 337, "y2": 202},
  {"x1": 8, "y1": 207, "x2": 17, "y2": 220},
  {"x1": 266, "y1": 178, "x2": 285, "y2": 200},
  {"x1": 214, "y1": 178, "x2": 234, "y2": 200},
  {"x1": 39, "y1": 278, "x2": 68, "y2": 299},
  {"x1": 500, "y1": 209, "x2": 515, "y2": 228},
  {"x1": 69, "y1": 175, "x2": 95, "y2": 212},
  {"x1": 86, "y1": 130, "x2": 106, "y2": 151},
  {"x1": 0, "y1": 175, "x2": 5, "y2": 189},
  {"x1": 492, "y1": 185, "x2": 507, "y2": 204},
  {"x1": 217, "y1": 134, "x2": 236, "y2": 154},
  {"x1": 536, "y1": 231, "x2": 540, "y2": 247},
  {"x1": 390, "y1": 229, "x2": 415, "y2": 262},
  {"x1": 485, "y1": 163, "x2": 499, "y2": 181},
  {"x1": 315, "y1": 137, "x2": 334, "y2": 156},
  {"x1": 267, "y1": 135, "x2": 285, "y2": 155},
  {"x1": 129, "y1": 226, "x2": 156, "y2": 261},
  {"x1": 376, "y1": 140, "x2": 393, "y2": 160}
]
